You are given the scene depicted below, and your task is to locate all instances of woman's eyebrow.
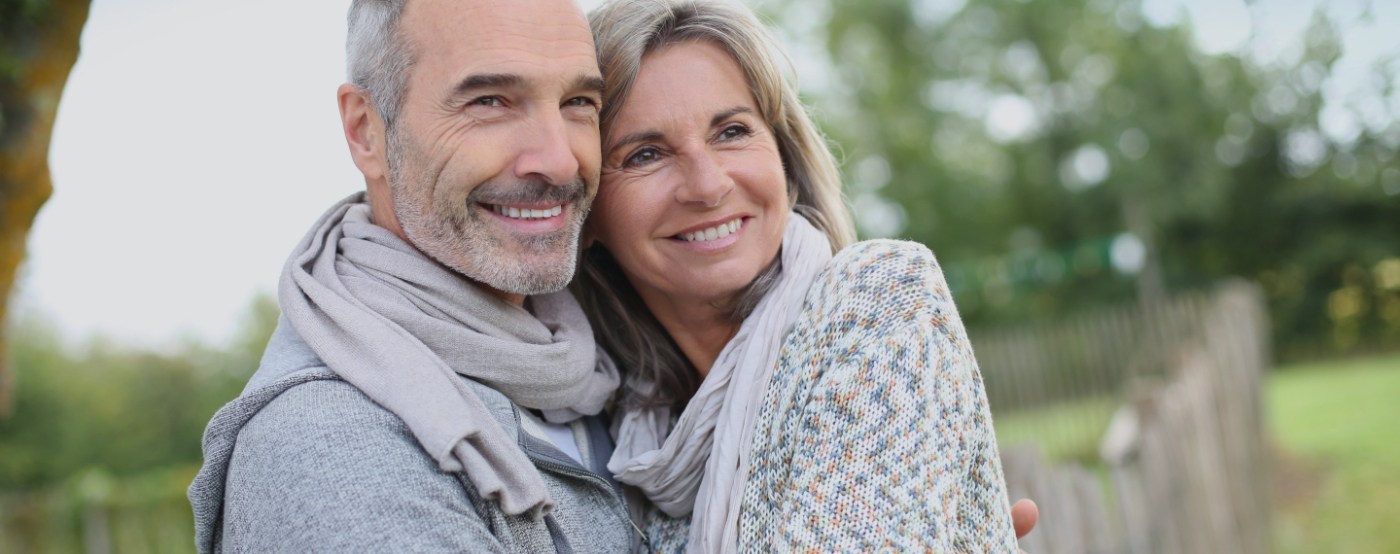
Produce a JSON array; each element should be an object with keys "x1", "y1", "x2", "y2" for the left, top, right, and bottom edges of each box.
[
  {"x1": 606, "y1": 106, "x2": 754, "y2": 153},
  {"x1": 608, "y1": 130, "x2": 664, "y2": 154},
  {"x1": 710, "y1": 106, "x2": 753, "y2": 127}
]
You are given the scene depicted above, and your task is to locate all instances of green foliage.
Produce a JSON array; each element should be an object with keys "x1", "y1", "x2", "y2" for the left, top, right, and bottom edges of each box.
[
  {"x1": 0, "y1": 295, "x2": 274, "y2": 550},
  {"x1": 0, "y1": 294, "x2": 277, "y2": 489},
  {"x1": 1, "y1": 465, "x2": 197, "y2": 552},
  {"x1": 767, "y1": 0, "x2": 1400, "y2": 360},
  {"x1": 0, "y1": 0, "x2": 56, "y2": 82}
]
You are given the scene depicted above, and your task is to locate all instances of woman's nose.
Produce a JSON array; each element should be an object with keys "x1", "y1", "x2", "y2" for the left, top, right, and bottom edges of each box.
[{"x1": 675, "y1": 149, "x2": 734, "y2": 208}]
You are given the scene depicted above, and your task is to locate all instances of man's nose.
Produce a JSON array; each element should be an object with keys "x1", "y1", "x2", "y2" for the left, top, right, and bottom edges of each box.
[
  {"x1": 514, "y1": 109, "x2": 582, "y2": 186},
  {"x1": 675, "y1": 149, "x2": 734, "y2": 207}
]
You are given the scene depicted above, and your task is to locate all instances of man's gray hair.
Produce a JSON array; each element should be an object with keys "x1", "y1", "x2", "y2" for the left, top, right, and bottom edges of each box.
[{"x1": 346, "y1": 0, "x2": 414, "y2": 129}]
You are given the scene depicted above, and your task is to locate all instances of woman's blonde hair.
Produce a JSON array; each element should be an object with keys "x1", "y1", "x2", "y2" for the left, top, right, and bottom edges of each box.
[{"x1": 574, "y1": 0, "x2": 856, "y2": 410}]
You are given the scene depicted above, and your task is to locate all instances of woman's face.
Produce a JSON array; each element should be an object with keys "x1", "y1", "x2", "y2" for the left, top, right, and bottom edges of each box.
[{"x1": 591, "y1": 40, "x2": 789, "y2": 314}]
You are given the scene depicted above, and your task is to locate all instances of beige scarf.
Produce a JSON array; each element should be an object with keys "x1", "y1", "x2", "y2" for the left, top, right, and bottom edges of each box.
[
  {"x1": 608, "y1": 213, "x2": 833, "y2": 552},
  {"x1": 281, "y1": 193, "x2": 620, "y2": 519}
]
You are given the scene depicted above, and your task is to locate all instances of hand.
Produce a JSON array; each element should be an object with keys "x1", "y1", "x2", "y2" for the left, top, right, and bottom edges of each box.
[{"x1": 1011, "y1": 498, "x2": 1038, "y2": 553}]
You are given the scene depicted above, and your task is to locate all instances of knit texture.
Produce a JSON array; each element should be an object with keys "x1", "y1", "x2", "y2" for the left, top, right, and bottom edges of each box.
[
  {"x1": 189, "y1": 320, "x2": 634, "y2": 554},
  {"x1": 636, "y1": 240, "x2": 1017, "y2": 553}
]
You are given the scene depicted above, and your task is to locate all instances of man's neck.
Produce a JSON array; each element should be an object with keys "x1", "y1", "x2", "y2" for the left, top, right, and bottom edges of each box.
[{"x1": 491, "y1": 288, "x2": 528, "y2": 307}]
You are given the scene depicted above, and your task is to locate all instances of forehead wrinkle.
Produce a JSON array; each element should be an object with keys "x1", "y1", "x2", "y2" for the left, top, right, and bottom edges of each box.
[
  {"x1": 441, "y1": 2, "x2": 593, "y2": 57},
  {"x1": 405, "y1": 1, "x2": 596, "y2": 87}
]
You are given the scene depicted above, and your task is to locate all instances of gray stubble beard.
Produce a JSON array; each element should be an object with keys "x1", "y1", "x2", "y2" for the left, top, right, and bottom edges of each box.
[{"x1": 385, "y1": 128, "x2": 591, "y2": 296}]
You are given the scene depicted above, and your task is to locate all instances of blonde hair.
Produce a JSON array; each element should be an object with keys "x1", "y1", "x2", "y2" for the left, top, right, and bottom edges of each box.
[{"x1": 574, "y1": 0, "x2": 855, "y2": 410}]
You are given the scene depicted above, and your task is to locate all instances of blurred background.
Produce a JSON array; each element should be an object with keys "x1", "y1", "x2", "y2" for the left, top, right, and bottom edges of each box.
[{"x1": 1, "y1": 0, "x2": 1396, "y2": 551}]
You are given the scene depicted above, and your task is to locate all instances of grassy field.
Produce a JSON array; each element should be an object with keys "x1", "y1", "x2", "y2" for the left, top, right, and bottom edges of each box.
[
  {"x1": 1267, "y1": 353, "x2": 1400, "y2": 554},
  {"x1": 993, "y1": 395, "x2": 1119, "y2": 464},
  {"x1": 990, "y1": 353, "x2": 1400, "y2": 552}
]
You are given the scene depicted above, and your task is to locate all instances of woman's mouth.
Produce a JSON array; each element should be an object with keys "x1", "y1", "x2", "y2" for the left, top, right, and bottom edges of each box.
[{"x1": 674, "y1": 217, "x2": 744, "y2": 242}]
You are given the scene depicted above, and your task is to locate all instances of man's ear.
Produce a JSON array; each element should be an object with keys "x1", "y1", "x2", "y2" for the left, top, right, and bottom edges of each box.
[
  {"x1": 338, "y1": 83, "x2": 389, "y2": 182},
  {"x1": 339, "y1": 83, "x2": 407, "y2": 241}
]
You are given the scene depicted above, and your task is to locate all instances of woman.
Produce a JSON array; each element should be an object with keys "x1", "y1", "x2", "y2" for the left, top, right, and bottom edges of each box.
[{"x1": 573, "y1": 0, "x2": 1021, "y2": 551}]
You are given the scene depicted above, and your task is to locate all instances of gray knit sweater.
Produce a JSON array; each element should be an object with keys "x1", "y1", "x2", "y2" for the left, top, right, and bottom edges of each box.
[{"x1": 188, "y1": 319, "x2": 635, "y2": 553}]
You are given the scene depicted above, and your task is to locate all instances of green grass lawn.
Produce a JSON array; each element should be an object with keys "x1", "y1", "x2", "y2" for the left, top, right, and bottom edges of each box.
[
  {"x1": 993, "y1": 396, "x2": 1119, "y2": 464},
  {"x1": 990, "y1": 353, "x2": 1400, "y2": 552},
  {"x1": 1267, "y1": 353, "x2": 1400, "y2": 554}
]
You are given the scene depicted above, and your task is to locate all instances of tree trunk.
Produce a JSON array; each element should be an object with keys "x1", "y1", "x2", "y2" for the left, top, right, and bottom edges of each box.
[{"x1": 1, "y1": 0, "x2": 93, "y2": 416}]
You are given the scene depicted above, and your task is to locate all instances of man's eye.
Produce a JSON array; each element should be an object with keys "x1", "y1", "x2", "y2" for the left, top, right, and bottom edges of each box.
[
  {"x1": 469, "y1": 96, "x2": 505, "y2": 108},
  {"x1": 624, "y1": 147, "x2": 660, "y2": 168},
  {"x1": 565, "y1": 96, "x2": 599, "y2": 109}
]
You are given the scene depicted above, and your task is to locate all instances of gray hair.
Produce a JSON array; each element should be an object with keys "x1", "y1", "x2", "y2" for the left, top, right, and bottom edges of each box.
[
  {"x1": 574, "y1": 0, "x2": 857, "y2": 411},
  {"x1": 346, "y1": 0, "x2": 414, "y2": 130}
]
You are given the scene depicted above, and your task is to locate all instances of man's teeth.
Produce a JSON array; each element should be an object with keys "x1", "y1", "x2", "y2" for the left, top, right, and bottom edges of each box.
[
  {"x1": 678, "y1": 219, "x2": 743, "y2": 242},
  {"x1": 491, "y1": 205, "x2": 563, "y2": 219}
]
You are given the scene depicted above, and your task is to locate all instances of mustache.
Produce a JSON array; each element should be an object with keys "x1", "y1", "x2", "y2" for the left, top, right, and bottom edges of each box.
[{"x1": 469, "y1": 177, "x2": 587, "y2": 206}]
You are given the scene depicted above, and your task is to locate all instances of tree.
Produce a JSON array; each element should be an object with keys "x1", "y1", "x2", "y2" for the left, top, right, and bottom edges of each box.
[
  {"x1": 767, "y1": 0, "x2": 1400, "y2": 359},
  {"x1": 0, "y1": 0, "x2": 93, "y2": 414}
]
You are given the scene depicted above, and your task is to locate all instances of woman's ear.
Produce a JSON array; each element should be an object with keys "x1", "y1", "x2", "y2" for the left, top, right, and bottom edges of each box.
[
  {"x1": 580, "y1": 226, "x2": 598, "y2": 249},
  {"x1": 579, "y1": 217, "x2": 601, "y2": 249}
]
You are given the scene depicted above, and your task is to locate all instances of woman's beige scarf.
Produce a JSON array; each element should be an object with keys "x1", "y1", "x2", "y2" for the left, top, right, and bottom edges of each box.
[{"x1": 608, "y1": 212, "x2": 833, "y2": 552}]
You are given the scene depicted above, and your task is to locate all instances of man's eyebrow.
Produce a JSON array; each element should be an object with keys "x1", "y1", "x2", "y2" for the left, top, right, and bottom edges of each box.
[
  {"x1": 451, "y1": 73, "x2": 604, "y2": 101},
  {"x1": 452, "y1": 73, "x2": 524, "y2": 97},
  {"x1": 711, "y1": 106, "x2": 753, "y2": 127},
  {"x1": 573, "y1": 75, "x2": 605, "y2": 96}
]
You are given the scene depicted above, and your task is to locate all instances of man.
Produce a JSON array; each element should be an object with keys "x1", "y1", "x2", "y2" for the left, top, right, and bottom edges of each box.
[
  {"x1": 188, "y1": 0, "x2": 1037, "y2": 552},
  {"x1": 189, "y1": 0, "x2": 631, "y2": 551}
]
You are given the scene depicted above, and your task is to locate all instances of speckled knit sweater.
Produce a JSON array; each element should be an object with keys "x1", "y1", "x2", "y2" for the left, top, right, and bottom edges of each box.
[{"x1": 638, "y1": 240, "x2": 1018, "y2": 553}]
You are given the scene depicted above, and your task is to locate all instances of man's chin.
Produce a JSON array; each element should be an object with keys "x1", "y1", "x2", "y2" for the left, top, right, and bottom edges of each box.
[{"x1": 458, "y1": 250, "x2": 578, "y2": 297}]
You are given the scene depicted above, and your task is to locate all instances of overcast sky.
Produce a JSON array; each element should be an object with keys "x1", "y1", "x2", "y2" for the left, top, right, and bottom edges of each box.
[{"x1": 13, "y1": 0, "x2": 1396, "y2": 350}]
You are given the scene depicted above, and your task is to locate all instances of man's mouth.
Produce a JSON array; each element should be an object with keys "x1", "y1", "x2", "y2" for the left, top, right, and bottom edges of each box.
[{"x1": 484, "y1": 203, "x2": 565, "y2": 220}]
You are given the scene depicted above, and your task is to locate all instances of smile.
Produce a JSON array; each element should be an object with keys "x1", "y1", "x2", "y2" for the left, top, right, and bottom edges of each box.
[
  {"x1": 675, "y1": 217, "x2": 743, "y2": 242},
  {"x1": 486, "y1": 204, "x2": 564, "y2": 220}
]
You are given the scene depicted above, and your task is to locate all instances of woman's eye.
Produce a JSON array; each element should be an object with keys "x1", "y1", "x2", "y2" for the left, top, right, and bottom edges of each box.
[
  {"x1": 624, "y1": 147, "x2": 660, "y2": 168},
  {"x1": 718, "y1": 124, "x2": 752, "y2": 141}
]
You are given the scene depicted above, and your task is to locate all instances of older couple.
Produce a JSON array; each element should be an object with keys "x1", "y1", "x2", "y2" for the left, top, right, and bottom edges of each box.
[{"x1": 189, "y1": 0, "x2": 1032, "y2": 552}]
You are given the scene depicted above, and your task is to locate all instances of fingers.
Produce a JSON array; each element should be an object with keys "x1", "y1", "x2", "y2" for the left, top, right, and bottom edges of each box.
[{"x1": 1011, "y1": 498, "x2": 1039, "y2": 539}]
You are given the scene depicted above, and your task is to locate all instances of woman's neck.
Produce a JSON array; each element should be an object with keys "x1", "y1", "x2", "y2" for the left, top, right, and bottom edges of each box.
[{"x1": 640, "y1": 291, "x2": 741, "y2": 379}]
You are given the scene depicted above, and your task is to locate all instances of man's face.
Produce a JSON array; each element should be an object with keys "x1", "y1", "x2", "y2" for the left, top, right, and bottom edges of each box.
[{"x1": 387, "y1": 0, "x2": 602, "y2": 298}]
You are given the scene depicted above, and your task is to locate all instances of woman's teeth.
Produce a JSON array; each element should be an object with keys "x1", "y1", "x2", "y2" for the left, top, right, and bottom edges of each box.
[
  {"x1": 678, "y1": 218, "x2": 742, "y2": 242},
  {"x1": 491, "y1": 205, "x2": 563, "y2": 220}
]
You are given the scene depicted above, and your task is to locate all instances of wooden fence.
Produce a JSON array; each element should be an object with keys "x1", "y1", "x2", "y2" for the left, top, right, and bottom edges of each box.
[
  {"x1": 975, "y1": 281, "x2": 1272, "y2": 554},
  {"x1": 3, "y1": 282, "x2": 1272, "y2": 553}
]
